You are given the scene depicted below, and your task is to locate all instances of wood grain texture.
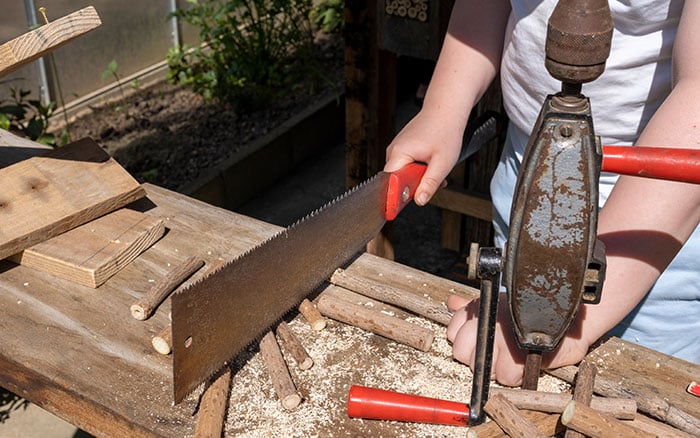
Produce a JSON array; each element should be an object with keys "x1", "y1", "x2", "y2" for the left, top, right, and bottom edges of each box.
[
  {"x1": 0, "y1": 6, "x2": 101, "y2": 77},
  {"x1": 9, "y1": 208, "x2": 164, "y2": 287},
  {"x1": 483, "y1": 394, "x2": 547, "y2": 438},
  {"x1": 0, "y1": 184, "x2": 282, "y2": 436},
  {"x1": 549, "y1": 337, "x2": 700, "y2": 436},
  {"x1": 317, "y1": 285, "x2": 435, "y2": 352},
  {"x1": 0, "y1": 138, "x2": 145, "y2": 260},
  {"x1": 330, "y1": 267, "x2": 454, "y2": 325}
]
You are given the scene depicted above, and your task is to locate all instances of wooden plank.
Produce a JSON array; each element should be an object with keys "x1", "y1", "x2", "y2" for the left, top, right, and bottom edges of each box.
[
  {"x1": 9, "y1": 208, "x2": 165, "y2": 288},
  {"x1": 0, "y1": 184, "x2": 282, "y2": 437},
  {"x1": 0, "y1": 129, "x2": 51, "y2": 168},
  {"x1": 0, "y1": 138, "x2": 146, "y2": 260},
  {"x1": 0, "y1": 6, "x2": 101, "y2": 77}
]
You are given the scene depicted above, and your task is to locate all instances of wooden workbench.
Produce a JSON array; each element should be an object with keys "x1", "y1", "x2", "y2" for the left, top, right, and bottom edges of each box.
[{"x1": 1, "y1": 160, "x2": 699, "y2": 436}]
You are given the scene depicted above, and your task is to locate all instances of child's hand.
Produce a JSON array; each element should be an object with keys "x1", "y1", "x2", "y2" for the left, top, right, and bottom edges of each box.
[
  {"x1": 384, "y1": 109, "x2": 465, "y2": 206},
  {"x1": 446, "y1": 294, "x2": 591, "y2": 386}
]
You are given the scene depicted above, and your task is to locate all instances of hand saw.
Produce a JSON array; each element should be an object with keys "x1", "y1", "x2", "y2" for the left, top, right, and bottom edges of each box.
[{"x1": 171, "y1": 112, "x2": 503, "y2": 403}]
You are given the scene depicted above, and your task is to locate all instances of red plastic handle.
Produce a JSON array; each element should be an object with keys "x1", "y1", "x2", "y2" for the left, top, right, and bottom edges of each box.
[
  {"x1": 384, "y1": 162, "x2": 427, "y2": 220},
  {"x1": 602, "y1": 146, "x2": 700, "y2": 184},
  {"x1": 347, "y1": 385, "x2": 470, "y2": 426}
]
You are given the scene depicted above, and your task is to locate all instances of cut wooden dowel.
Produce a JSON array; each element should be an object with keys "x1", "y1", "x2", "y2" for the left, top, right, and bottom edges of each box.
[
  {"x1": 489, "y1": 388, "x2": 636, "y2": 419},
  {"x1": 565, "y1": 360, "x2": 597, "y2": 438},
  {"x1": 467, "y1": 410, "x2": 564, "y2": 438},
  {"x1": 259, "y1": 331, "x2": 302, "y2": 410},
  {"x1": 130, "y1": 256, "x2": 205, "y2": 320},
  {"x1": 562, "y1": 400, "x2": 655, "y2": 438},
  {"x1": 483, "y1": 394, "x2": 547, "y2": 438},
  {"x1": 275, "y1": 321, "x2": 313, "y2": 370},
  {"x1": 549, "y1": 365, "x2": 700, "y2": 436},
  {"x1": 298, "y1": 299, "x2": 326, "y2": 331},
  {"x1": 194, "y1": 368, "x2": 232, "y2": 438},
  {"x1": 629, "y1": 413, "x2": 696, "y2": 438},
  {"x1": 0, "y1": 6, "x2": 101, "y2": 77},
  {"x1": 330, "y1": 268, "x2": 453, "y2": 325},
  {"x1": 316, "y1": 286, "x2": 434, "y2": 352},
  {"x1": 151, "y1": 324, "x2": 172, "y2": 355}
]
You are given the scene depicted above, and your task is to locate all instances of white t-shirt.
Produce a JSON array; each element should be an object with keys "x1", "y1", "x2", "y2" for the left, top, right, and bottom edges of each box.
[{"x1": 491, "y1": 0, "x2": 699, "y2": 363}]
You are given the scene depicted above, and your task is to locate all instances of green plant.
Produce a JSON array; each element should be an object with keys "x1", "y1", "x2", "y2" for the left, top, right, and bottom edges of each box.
[
  {"x1": 310, "y1": 0, "x2": 344, "y2": 34},
  {"x1": 0, "y1": 87, "x2": 57, "y2": 146},
  {"x1": 102, "y1": 59, "x2": 128, "y2": 108},
  {"x1": 167, "y1": 0, "x2": 316, "y2": 109}
]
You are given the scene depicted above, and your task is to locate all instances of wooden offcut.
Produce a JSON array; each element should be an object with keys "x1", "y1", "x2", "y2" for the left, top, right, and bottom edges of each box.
[
  {"x1": 0, "y1": 6, "x2": 101, "y2": 77},
  {"x1": 194, "y1": 368, "x2": 232, "y2": 438},
  {"x1": 330, "y1": 266, "x2": 453, "y2": 325},
  {"x1": 561, "y1": 400, "x2": 654, "y2": 438},
  {"x1": 259, "y1": 331, "x2": 302, "y2": 411},
  {"x1": 317, "y1": 285, "x2": 435, "y2": 352},
  {"x1": 10, "y1": 209, "x2": 164, "y2": 288},
  {"x1": 0, "y1": 138, "x2": 145, "y2": 260},
  {"x1": 483, "y1": 394, "x2": 547, "y2": 438},
  {"x1": 130, "y1": 256, "x2": 205, "y2": 320}
]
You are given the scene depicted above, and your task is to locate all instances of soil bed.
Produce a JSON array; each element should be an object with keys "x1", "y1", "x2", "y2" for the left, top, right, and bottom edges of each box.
[{"x1": 67, "y1": 35, "x2": 344, "y2": 192}]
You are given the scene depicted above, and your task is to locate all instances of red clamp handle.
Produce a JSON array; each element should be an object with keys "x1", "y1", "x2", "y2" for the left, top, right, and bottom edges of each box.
[
  {"x1": 347, "y1": 385, "x2": 470, "y2": 426},
  {"x1": 384, "y1": 162, "x2": 427, "y2": 220}
]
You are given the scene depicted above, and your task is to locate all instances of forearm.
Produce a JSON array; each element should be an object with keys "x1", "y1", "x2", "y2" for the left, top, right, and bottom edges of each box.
[
  {"x1": 580, "y1": 2, "x2": 700, "y2": 342},
  {"x1": 420, "y1": 0, "x2": 511, "y2": 129}
]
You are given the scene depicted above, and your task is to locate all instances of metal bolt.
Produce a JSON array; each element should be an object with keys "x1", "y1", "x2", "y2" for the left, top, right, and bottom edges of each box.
[{"x1": 559, "y1": 124, "x2": 573, "y2": 137}]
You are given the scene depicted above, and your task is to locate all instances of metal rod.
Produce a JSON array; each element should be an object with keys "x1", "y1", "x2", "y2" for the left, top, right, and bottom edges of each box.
[
  {"x1": 469, "y1": 247, "x2": 502, "y2": 425},
  {"x1": 522, "y1": 350, "x2": 543, "y2": 390}
]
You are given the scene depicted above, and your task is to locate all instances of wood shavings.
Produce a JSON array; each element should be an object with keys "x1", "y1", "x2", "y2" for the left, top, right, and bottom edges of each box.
[{"x1": 224, "y1": 316, "x2": 568, "y2": 436}]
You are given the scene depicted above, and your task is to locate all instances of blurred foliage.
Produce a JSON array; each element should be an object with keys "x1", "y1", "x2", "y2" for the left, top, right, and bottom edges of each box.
[
  {"x1": 167, "y1": 0, "x2": 316, "y2": 110},
  {"x1": 310, "y1": 0, "x2": 344, "y2": 34}
]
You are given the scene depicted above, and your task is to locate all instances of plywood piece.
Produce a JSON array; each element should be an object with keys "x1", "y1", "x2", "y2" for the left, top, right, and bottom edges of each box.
[
  {"x1": 0, "y1": 138, "x2": 146, "y2": 260},
  {"x1": 0, "y1": 6, "x2": 101, "y2": 77},
  {"x1": 9, "y1": 209, "x2": 165, "y2": 287}
]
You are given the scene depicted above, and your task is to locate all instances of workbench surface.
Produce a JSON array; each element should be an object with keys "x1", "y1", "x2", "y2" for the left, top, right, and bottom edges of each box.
[{"x1": 1, "y1": 183, "x2": 699, "y2": 437}]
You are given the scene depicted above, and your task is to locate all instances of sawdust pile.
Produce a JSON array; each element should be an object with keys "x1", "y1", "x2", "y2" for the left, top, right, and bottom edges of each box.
[{"x1": 223, "y1": 315, "x2": 569, "y2": 436}]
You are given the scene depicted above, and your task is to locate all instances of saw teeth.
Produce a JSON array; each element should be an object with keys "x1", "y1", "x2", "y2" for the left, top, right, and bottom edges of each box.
[{"x1": 175, "y1": 172, "x2": 386, "y2": 296}]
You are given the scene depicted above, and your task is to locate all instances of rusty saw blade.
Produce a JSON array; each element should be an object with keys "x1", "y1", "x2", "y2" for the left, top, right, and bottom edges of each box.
[{"x1": 171, "y1": 111, "x2": 503, "y2": 403}]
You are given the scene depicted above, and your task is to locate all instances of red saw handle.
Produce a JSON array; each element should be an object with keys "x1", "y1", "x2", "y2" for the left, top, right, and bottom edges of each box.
[
  {"x1": 385, "y1": 162, "x2": 427, "y2": 220},
  {"x1": 602, "y1": 146, "x2": 700, "y2": 184},
  {"x1": 347, "y1": 385, "x2": 470, "y2": 426}
]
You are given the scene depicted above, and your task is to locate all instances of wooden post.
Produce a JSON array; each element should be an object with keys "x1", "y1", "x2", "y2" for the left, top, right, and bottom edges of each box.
[
  {"x1": 345, "y1": 0, "x2": 397, "y2": 259},
  {"x1": 259, "y1": 332, "x2": 302, "y2": 410},
  {"x1": 562, "y1": 400, "x2": 655, "y2": 438},
  {"x1": 130, "y1": 256, "x2": 205, "y2": 320}
]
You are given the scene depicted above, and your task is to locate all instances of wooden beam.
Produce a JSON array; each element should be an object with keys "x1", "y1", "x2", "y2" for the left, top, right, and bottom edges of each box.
[
  {"x1": 0, "y1": 6, "x2": 101, "y2": 77},
  {"x1": 430, "y1": 186, "x2": 493, "y2": 222}
]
